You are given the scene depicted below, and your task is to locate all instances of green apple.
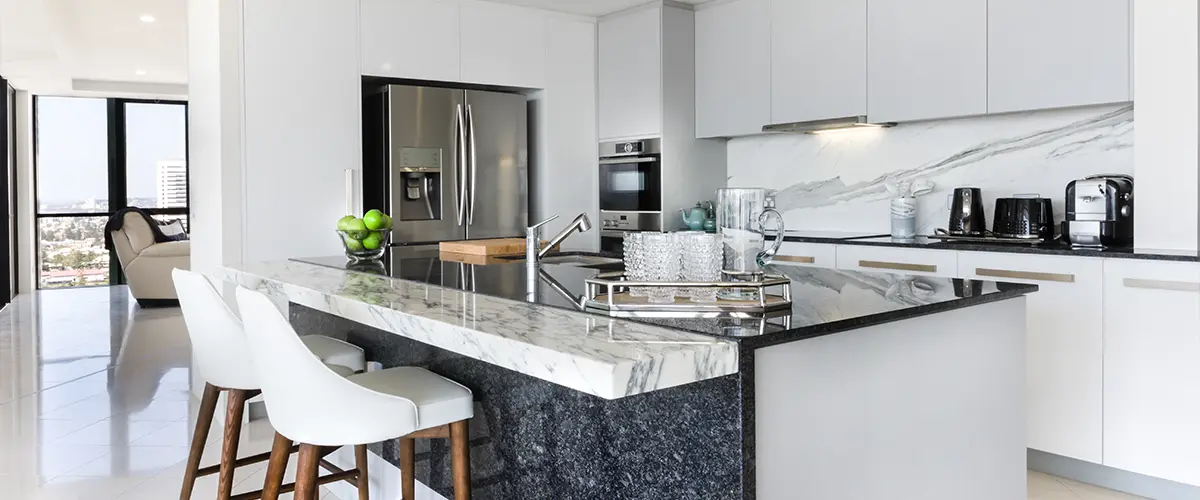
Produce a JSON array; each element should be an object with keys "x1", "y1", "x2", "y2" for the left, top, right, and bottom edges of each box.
[
  {"x1": 379, "y1": 213, "x2": 393, "y2": 229},
  {"x1": 362, "y1": 232, "x2": 383, "y2": 250},
  {"x1": 363, "y1": 209, "x2": 386, "y2": 230},
  {"x1": 345, "y1": 238, "x2": 364, "y2": 251},
  {"x1": 343, "y1": 218, "x2": 368, "y2": 239},
  {"x1": 336, "y1": 215, "x2": 357, "y2": 231}
]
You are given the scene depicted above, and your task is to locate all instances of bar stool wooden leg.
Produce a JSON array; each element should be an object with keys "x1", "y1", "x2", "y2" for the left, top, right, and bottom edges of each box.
[
  {"x1": 217, "y1": 389, "x2": 248, "y2": 500},
  {"x1": 399, "y1": 436, "x2": 416, "y2": 500},
  {"x1": 450, "y1": 420, "x2": 471, "y2": 500},
  {"x1": 294, "y1": 444, "x2": 322, "y2": 500},
  {"x1": 180, "y1": 383, "x2": 220, "y2": 500},
  {"x1": 260, "y1": 432, "x2": 294, "y2": 500},
  {"x1": 354, "y1": 444, "x2": 370, "y2": 500}
]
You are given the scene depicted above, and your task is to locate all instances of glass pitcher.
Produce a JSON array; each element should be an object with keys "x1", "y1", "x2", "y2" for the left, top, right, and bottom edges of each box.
[{"x1": 716, "y1": 188, "x2": 785, "y2": 276}]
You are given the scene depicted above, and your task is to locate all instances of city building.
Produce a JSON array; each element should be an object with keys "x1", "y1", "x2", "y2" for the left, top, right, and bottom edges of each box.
[{"x1": 156, "y1": 159, "x2": 187, "y2": 208}]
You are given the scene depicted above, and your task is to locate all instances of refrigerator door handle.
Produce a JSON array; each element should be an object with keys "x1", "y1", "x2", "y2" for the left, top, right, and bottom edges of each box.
[
  {"x1": 455, "y1": 104, "x2": 467, "y2": 226},
  {"x1": 467, "y1": 104, "x2": 478, "y2": 225}
]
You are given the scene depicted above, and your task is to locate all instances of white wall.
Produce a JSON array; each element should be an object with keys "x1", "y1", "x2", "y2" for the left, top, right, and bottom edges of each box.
[
  {"x1": 534, "y1": 16, "x2": 599, "y2": 251},
  {"x1": 188, "y1": 0, "x2": 361, "y2": 272},
  {"x1": 1133, "y1": 1, "x2": 1199, "y2": 251},
  {"x1": 187, "y1": 0, "x2": 244, "y2": 275},
  {"x1": 241, "y1": 0, "x2": 361, "y2": 263},
  {"x1": 13, "y1": 90, "x2": 34, "y2": 293}
]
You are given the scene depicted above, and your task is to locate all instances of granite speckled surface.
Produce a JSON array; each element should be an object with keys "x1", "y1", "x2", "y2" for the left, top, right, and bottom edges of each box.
[
  {"x1": 218, "y1": 260, "x2": 739, "y2": 400},
  {"x1": 291, "y1": 304, "x2": 751, "y2": 500},
  {"x1": 781, "y1": 234, "x2": 1200, "y2": 262}
]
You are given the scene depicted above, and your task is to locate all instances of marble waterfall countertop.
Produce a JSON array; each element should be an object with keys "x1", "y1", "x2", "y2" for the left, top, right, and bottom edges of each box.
[{"x1": 217, "y1": 260, "x2": 739, "y2": 400}]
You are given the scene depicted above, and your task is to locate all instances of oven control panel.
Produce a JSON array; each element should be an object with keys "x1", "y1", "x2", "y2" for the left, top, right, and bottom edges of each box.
[{"x1": 599, "y1": 211, "x2": 662, "y2": 233}]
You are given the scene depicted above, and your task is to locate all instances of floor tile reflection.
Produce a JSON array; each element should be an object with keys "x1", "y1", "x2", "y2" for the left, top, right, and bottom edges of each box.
[{"x1": 0, "y1": 285, "x2": 1150, "y2": 499}]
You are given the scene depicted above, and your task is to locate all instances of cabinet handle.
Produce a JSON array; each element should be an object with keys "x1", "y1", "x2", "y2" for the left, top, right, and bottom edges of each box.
[
  {"x1": 775, "y1": 255, "x2": 815, "y2": 264},
  {"x1": 859, "y1": 260, "x2": 936, "y2": 273},
  {"x1": 1123, "y1": 278, "x2": 1200, "y2": 292},
  {"x1": 975, "y1": 268, "x2": 1075, "y2": 283}
]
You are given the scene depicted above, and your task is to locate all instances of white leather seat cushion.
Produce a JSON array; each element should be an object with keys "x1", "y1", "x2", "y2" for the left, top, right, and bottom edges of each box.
[
  {"x1": 347, "y1": 367, "x2": 473, "y2": 430},
  {"x1": 300, "y1": 336, "x2": 367, "y2": 374},
  {"x1": 324, "y1": 364, "x2": 357, "y2": 378}
]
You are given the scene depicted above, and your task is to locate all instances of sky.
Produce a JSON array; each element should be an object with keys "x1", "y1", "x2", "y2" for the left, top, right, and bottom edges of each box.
[{"x1": 35, "y1": 96, "x2": 186, "y2": 206}]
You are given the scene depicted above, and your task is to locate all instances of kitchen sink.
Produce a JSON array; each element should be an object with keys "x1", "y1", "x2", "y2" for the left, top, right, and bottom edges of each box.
[
  {"x1": 497, "y1": 253, "x2": 623, "y2": 267},
  {"x1": 535, "y1": 255, "x2": 623, "y2": 267}
]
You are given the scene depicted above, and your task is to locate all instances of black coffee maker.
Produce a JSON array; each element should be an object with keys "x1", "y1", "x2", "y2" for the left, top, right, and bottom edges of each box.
[{"x1": 948, "y1": 187, "x2": 987, "y2": 236}]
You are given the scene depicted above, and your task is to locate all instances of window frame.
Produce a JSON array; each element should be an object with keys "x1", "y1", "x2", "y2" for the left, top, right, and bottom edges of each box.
[{"x1": 32, "y1": 96, "x2": 189, "y2": 289}]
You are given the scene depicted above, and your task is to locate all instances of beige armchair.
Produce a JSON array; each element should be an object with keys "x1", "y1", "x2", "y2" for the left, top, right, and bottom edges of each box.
[{"x1": 109, "y1": 212, "x2": 190, "y2": 306}]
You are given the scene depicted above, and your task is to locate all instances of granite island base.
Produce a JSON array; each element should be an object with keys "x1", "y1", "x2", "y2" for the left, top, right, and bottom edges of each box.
[{"x1": 221, "y1": 259, "x2": 1032, "y2": 500}]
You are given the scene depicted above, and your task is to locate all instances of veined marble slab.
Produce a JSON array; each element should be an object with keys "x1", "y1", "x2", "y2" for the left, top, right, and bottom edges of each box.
[
  {"x1": 729, "y1": 104, "x2": 1134, "y2": 234},
  {"x1": 217, "y1": 260, "x2": 739, "y2": 400}
]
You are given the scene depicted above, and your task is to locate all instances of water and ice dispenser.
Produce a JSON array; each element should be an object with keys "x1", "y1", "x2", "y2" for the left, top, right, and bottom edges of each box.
[{"x1": 393, "y1": 147, "x2": 443, "y2": 222}]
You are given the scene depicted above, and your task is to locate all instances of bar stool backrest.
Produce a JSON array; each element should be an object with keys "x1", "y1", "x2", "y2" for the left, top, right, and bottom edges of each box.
[
  {"x1": 172, "y1": 269, "x2": 259, "y2": 390},
  {"x1": 235, "y1": 286, "x2": 420, "y2": 445}
]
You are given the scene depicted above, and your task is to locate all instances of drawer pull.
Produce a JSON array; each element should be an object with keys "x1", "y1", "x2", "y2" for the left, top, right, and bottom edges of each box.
[
  {"x1": 775, "y1": 255, "x2": 815, "y2": 264},
  {"x1": 975, "y1": 268, "x2": 1075, "y2": 283},
  {"x1": 859, "y1": 260, "x2": 937, "y2": 273},
  {"x1": 1123, "y1": 278, "x2": 1200, "y2": 292}
]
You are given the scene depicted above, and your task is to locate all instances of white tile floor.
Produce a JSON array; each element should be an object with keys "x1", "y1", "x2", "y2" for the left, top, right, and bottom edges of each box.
[{"x1": 0, "y1": 286, "x2": 1147, "y2": 499}]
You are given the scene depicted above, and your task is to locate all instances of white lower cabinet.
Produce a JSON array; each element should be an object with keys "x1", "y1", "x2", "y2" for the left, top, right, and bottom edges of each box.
[
  {"x1": 1102, "y1": 259, "x2": 1200, "y2": 486},
  {"x1": 774, "y1": 242, "x2": 836, "y2": 268},
  {"x1": 834, "y1": 245, "x2": 957, "y2": 278},
  {"x1": 958, "y1": 252, "x2": 1104, "y2": 463}
]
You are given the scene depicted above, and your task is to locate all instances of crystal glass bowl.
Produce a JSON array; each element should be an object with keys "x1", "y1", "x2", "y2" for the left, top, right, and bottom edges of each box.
[{"x1": 337, "y1": 229, "x2": 391, "y2": 261}]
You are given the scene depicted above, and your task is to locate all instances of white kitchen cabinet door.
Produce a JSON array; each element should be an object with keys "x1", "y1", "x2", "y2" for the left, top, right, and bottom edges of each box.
[
  {"x1": 958, "y1": 252, "x2": 1104, "y2": 464},
  {"x1": 695, "y1": 0, "x2": 770, "y2": 138},
  {"x1": 988, "y1": 0, "x2": 1131, "y2": 113},
  {"x1": 866, "y1": 0, "x2": 987, "y2": 122},
  {"x1": 598, "y1": 6, "x2": 662, "y2": 140},
  {"x1": 770, "y1": 0, "x2": 867, "y2": 124},
  {"x1": 774, "y1": 242, "x2": 837, "y2": 269},
  {"x1": 1103, "y1": 259, "x2": 1200, "y2": 486},
  {"x1": 834, "y1": 245, "x2": 957, "y2": 278},
  {"x1": 359, "y1": 0, "x2": 460, "y2": 82},
  {"x1": 459, "y1": 1, "x2": 546, "y2": 89}
]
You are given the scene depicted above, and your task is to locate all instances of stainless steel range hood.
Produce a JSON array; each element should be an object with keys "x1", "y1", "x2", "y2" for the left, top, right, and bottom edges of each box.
[{"x1": 762, "y1": 115, "x2": 895, "y2": 134}]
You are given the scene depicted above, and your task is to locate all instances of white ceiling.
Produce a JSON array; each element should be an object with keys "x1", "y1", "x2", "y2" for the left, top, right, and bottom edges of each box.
[
  {"x1": 0, "y1": 0, "x2": 187, "y2": 95},
  {"x1": 484, "y1": 0, "x2": 712, "y2": 17},
  {"x1": 0, "y1": 0, "x2": 705, "y2": 94}
]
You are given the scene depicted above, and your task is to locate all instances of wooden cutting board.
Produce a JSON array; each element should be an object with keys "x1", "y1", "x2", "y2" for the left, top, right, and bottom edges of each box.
[{"x1": 439, "y1": 238, "x2": 552, "y2": 256}]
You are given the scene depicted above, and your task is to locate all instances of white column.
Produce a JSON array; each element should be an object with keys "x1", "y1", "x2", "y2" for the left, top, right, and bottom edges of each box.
[
  {"x1": 1134, "y1": 1, "x2": 1199, "y2": 251},
  {"x1": 188, "y1": 0, "x2": 361, "y2": 273}
]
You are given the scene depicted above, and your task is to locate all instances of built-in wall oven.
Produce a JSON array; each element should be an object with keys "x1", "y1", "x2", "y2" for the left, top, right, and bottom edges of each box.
[{"x1": 598, "y1": 138, "x2": 663, "y2": 253}]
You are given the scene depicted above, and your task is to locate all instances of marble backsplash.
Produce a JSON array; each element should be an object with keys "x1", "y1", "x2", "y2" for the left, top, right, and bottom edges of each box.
[{"x1": 727, "y1": 104, "x2": 1134, "y2": 235}]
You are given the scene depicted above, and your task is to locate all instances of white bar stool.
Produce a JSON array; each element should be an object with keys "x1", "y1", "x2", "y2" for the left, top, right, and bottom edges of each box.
[
  {"x1": 172, "y1": 269, "x2": 369, "y2": 500},
  {"x1": 235, "y1": 286, "x2": 475, "y2": 500}
]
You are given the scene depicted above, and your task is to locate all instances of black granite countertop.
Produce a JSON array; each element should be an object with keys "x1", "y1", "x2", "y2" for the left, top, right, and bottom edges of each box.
[
  {"x1": 294, "y1": 249, "x2": 1037, "y2": 350},
  {"x1": 779, "y1": 233, "x2": 1200, "y2": 262}
]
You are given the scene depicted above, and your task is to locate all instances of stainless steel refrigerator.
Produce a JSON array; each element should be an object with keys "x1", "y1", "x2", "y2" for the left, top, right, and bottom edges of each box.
[{"x1": 362, "y1": 84, "x2": 528, "y2": 245}]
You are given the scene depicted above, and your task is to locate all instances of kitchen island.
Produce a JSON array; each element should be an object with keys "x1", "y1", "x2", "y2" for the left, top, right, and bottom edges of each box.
[{"x1": 219, "y1": 252, "x2": 1037, "y2": 500}]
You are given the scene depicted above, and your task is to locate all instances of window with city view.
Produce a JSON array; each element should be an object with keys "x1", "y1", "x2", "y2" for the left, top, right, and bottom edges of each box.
[{"x1": 35, "y1": 96, "x2": 188, "y2": 289}]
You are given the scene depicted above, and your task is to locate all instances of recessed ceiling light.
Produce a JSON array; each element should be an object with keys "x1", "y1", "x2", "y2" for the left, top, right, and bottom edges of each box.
[
  {"x1": 135, "y1": 70, "x2": 147, "y2": 76},
  {"x1": 139, "y1": 14, "x2": 155, "y2": 23}
]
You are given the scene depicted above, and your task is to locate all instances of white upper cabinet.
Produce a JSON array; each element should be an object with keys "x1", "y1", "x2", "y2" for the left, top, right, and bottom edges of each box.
[
  {"x1": 359, "y1": 0, "x2": 460, "y2": 82},
  {"x1": 867, "y1": 0, "x2": 987, "y2": 122},
  {"x1": 460, "y1": 1, "x2": 547, "y2": 89},
  {"x1": 988, "y1": 0, "x2": 1131, "y2": 113},
  {"x1": 1103, "y1": 260, "x2": 1200, "y2": 486},
  {"x1": 770, "y1": 0, "x2": 867, "y2": 124},
  {"x1": 598, "y1": 6, "x2": 662, "y2": 140},
  {"x1": 695, "y1": 0, "x2": 770, "y2": 138}
]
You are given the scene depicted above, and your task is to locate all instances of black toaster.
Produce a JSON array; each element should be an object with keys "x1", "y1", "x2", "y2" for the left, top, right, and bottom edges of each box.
[{"x1": 992, "y1": 197, "x2": 1055, "y2": 242}]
